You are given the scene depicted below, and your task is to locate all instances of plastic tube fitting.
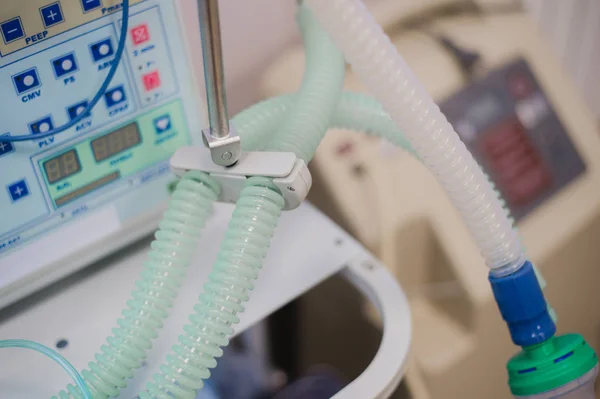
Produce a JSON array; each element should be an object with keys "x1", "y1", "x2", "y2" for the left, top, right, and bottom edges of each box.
[{"x1": 489, "y1": 261, "x2": 556, "y2": 347}]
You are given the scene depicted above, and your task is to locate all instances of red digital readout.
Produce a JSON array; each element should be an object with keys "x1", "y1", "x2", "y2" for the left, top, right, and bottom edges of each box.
[{"x1": 480, "y1": 118, "x2": 552, "y2": 206}]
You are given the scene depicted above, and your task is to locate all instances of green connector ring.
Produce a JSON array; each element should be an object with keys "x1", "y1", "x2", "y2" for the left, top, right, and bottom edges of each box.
[{"x1": 508, "y1": 333, "x2": 598, "y2": 396}]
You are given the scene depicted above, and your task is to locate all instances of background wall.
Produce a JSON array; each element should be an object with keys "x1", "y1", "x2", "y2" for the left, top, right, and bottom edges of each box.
[
  {"x1": 523, "y1": 0, "x2": 600, "y2": 119},
  {"x1": 179, "y1": 0, "x2": 600, "y2": 119},
  {"x1": 179, "y1": 0, "x2": 298, "y2": 113}
]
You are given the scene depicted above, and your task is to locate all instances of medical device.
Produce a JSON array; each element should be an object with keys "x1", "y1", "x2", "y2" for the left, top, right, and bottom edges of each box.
[
  {"x1": 263, "y1": 1, "x2": 600, "y2": 397},
  {"x1": 0, "y1": 0, "x2": 204, "y2": 308},
  {"x1": 0, "y1": 0, "x2": 598, "y2": 398}
]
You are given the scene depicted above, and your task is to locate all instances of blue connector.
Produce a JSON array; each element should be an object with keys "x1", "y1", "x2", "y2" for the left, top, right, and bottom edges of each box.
[{"x1": 489, "y1": 261, "x2": 556, "y2": 347}]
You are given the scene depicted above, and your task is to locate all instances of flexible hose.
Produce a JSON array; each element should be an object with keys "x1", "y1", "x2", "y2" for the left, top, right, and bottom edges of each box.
[
  {"x1": 305, "y1": 0, "x2": 524, "y2": 275},
  {"x1": 54, "y1": 10, "x2": 341, "y2": 391},
  {"x1": 0, "y1": 340, "x2": 92, "y2": 399},
  {"x1": 236, "y1": 92, "x2": 415, "y2": 155},
  {"x1": 55, "y1": 172, "x2": 219, "y2": 399},
  {"x1": 138, "y1": 178, "x2": 285, "y2": 399},
  {"x1": 130, "y1": 8, "x2": 343, "y2": 397},
  {"x1": 7, "y1": 1, "x2": 541, "y2": 397},
  {"x1": 126, "y1": 8, "x2": 341, "y2": 397},
  {"x1": 234, "y1": 95, "x2": 293, "y2": 151},
  {"x1": 264, "y1": 4, "x2": 345, "y2": 162},
  {"x1": 236, "y1": 92, "x2": 555, "y2": 320}
]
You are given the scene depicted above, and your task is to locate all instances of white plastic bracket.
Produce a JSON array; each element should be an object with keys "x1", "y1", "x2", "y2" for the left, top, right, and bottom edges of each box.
[{"x1": 170, "y1": 146, "x2": 312, "y2": 210}]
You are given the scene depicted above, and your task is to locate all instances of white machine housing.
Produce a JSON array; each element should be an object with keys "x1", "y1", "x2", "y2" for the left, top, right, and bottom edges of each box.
[{"x1": 0, "y1": 0, "x2": 205, "y2": 308}]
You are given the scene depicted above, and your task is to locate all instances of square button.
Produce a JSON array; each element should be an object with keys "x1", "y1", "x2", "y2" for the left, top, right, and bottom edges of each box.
[
  {"x1": 7, "y1": 179, "x2": 30, "y2": 203},
  {"x1": 90, "y1": 38, "x2": 114, "y2": 62},
  {"x1": 143, "y1": 71, "x2": 161, "y2": 91},
  {"x1": 29, "y1": 116, "x2": 54, "y2": 134},
  {"x1": 67, "y1": 100, "x2": 90, "y2": 120},
  {"x1": 130, "y1": 24, "x2": 150, "y2": 46},
  {"x1": 52, "y1": 52, "x2": 78, "y2": 78},
  {"x1": 153, "y1": 114, "x2": 171, "y2": 134},
  {"x1": 1, "y1": 17, "x2": 25, "y2": 44},
  {"x1": 12, "y1": 68, "x2": 41, "y2": 95},
  {"x1": 40, "y1": 2, "x2": 64, "y2": 28},
  {"x1": 0, "y1": 135, "x2": 15, "y2": 157},
  {"x1": 104, "y1": 86, "x2": 126, "y2": 108},
  {"x1": 80, "y1": 0, "x2": 102, "y2": 13}
]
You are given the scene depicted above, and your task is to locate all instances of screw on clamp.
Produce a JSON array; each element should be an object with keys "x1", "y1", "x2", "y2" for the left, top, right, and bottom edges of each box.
[{"x1": 198, "y1": 0, "x2": 241, "y2": 167}]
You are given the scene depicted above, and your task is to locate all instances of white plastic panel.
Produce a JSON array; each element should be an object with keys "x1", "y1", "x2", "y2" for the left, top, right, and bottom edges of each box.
[
  {"x1": 0, "y1": 202, "x2": 411, "y2": 399},
  {"x1": 0, "y1": 0, "x2": 204, "y2": 308}
]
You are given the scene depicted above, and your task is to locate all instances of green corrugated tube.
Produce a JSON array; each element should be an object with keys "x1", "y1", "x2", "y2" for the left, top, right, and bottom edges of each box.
[
  {"x1": 264, "y1": 4, "x2": 345, "y2": 162},
  {"x1": 55, "y1": 172, "x2": 219, "y2": 399},
  {"x1": 128, "y1": 7, "x2": 344, "y2": 398},
  {"x1": 55, "y1": 7, "x2": 342, "y2": 395},
  {"x1": 235, "y1": 92, "x2": 415, "y2": 156},
  {"x1": 137, "y1": 177, "x2": 285, "y2": 398},
  {"x1": 234, "y1": 95, "x2": 292, "y2": 151}
]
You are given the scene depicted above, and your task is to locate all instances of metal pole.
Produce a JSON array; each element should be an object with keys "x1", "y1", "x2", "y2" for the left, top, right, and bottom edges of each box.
[{"x1": 198, "y1": 0, "x2": 230, "y2": 139}]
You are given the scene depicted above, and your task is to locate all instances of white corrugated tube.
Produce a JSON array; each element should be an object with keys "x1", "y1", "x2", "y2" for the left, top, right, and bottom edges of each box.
[{"x1": 305, "y1": 0, "x2": 525, "y2": 275}]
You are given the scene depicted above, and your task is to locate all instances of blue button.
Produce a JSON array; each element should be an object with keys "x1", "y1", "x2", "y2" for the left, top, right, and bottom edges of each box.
[
  {"x1": 0, "y1": 135, "x2": 15, "y2": 157},
  {"x1": 29, "y1": 116, "x2": 54, "y2": 135},
  {"x1": 104, "y1": 86, "x2": 126, "y2": 108},
  {"x1": 1, "y1": 17, "x2": 25, "y2": 44},
  {"x1": 90, "y1": 38, "x2": 114, "y2": 62},
  {"x1": 7, "y1": 179, "x2": 29, "y2": 203},
  {"x1": 67, "y1": 101, "x2": 90, "y2": 120},
  {"x1": 153, "y1": 114, "x2": 171, "y2": 134},
  {"x1": 52, "y1": 52, "x2": 78, "y2": 78},
  {"x1": 40, "y1": 2, "x2": 64, "y2": 28},
  {"x1": 12, "y1": 68, "x2": 41, "y2": 95},
  {"x1": 80, "y1": 0, "x2": 102, "y2": 13}
]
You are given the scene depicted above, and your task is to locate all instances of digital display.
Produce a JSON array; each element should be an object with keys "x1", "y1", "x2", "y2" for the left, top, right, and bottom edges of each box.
[
  {"x1": 91, "y1": 123, "x2": 142, "y2": 162},
  {"x1": 43, "y1": 149, "x2": 82, "y2": 184}
]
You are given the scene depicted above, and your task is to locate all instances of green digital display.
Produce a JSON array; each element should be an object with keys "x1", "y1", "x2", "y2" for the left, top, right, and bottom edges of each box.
[
  {"x1": 91, "y1": 122, "x2": 142, "y2": 162},
  {"x1": 43, "y1": 149, "x2": 82, "y2": 184},
  {"x1": 39, "y1": 100, "x2": 190, "y2": 209}
]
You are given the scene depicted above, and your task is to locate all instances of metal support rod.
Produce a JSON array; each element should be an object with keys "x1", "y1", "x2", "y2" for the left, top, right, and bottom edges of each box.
[{"x1": 198, "y1": 0, "x2": 230, "y2": 139}]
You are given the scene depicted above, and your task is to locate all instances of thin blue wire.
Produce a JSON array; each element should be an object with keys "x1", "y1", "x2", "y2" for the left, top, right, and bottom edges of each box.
[
  {"x1": 0, "y1": 0, "x2": 130, "y2": 143},
  {"x1": 0, "y1": 339, "x2": 93, "y2": 399}
]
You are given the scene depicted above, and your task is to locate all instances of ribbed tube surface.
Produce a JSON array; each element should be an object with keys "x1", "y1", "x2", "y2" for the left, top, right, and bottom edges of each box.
[
  {"x1": 137, "y1": 178, "x2": 285, "y2": 399},
  {"x1": 305, "y1": 0, "x2": 524, "y2": 273},
  {"x1": 236, "y1": 92, "x2": 414, "y2": 154},
  {"x1": 55, "y1": 172, "x2": 219, "y2": 399},
  {"x1": 265, "y1": 4, "x2": 345, "y2": 162}
]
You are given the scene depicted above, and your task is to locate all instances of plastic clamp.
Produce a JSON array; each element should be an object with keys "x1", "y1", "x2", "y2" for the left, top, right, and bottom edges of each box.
[{"x1": 170, "y1": 146, "x2": 312, "y2": 210}]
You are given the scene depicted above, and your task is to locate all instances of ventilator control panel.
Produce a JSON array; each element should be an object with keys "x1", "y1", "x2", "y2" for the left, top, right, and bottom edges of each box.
[
  {"x1": 0, "y1": 0, "x2": 204, "y2": 306},
  {"x1": 440, "y1": 58, "x2": 586, "y2": 220}
]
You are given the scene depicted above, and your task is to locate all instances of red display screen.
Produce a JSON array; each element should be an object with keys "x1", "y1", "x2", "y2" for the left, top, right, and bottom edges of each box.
[{"x1": 480, "y1": 118, "x2": 552, "y2": 206}]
